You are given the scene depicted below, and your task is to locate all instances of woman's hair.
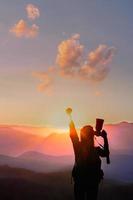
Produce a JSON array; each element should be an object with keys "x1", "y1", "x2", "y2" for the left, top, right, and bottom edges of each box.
[{"x1": 80, "y1": 125, "x2": 94, "y2": 145}]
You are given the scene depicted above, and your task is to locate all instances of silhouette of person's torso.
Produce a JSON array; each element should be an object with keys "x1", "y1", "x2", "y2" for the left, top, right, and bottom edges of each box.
[{"x1": 72, "y1": 142, "x2": 103, "y2": 185}]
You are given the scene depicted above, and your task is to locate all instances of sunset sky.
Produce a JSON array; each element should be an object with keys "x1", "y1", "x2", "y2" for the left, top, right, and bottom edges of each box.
[{"x1": 0, "y1": 0, "x2": 133, "y2": 130}]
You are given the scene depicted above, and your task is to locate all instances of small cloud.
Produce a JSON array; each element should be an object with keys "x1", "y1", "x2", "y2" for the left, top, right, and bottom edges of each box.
[
  {"x1": 32, "y1": 72, "x2": 52, "y2": 92},
  {"x1": 10, "y1": 19, "x2": 39, "y2": 38},
  {"x1": 32, "y1": 67, "x2": 55, "y2": 94},
  {"x1": 26, "y1": 4, "x2": 40, "y2": 20}
]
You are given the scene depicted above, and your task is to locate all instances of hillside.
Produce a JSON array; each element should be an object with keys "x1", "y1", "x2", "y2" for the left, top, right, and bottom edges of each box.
[
  {"x1": 0, "y1": 165, "x2": 132, "y2": 200},
  {"x1": 0, "y1": 151, "x2": 133, "y2": 182},
  {"x1": 0, "y1": 152, "x2": 73, "y2": 173}
]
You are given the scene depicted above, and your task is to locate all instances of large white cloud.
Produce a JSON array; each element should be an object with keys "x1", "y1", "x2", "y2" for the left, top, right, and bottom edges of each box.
[
  {"x1": 10, "y1": 19, "x2": 39, "y2": 38},
  {"x1": 26, "y1": 4, "x2": 40, "y2": 20},
  {"x1": 34, "y1": 35, "x2": 116, "y2": 93}
]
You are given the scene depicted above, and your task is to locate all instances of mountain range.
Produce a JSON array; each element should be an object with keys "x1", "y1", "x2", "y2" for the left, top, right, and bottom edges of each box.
[
  {"x1": 0, "y1": 151, "x2": 132, "y2": 182},
  {"x1": 0, "y1": 122, "x2": 133, "y2": 156}
]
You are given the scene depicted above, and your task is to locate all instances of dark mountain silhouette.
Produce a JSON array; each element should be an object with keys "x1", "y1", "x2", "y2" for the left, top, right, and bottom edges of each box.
[{"x1": 0, "y1": 165, "x2": 132, "y2": 200}]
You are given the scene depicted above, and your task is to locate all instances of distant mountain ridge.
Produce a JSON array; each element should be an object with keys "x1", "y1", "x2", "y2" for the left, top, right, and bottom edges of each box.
[
  {"x1": 0, "y1": 151, "x2": 133, "y2": 182},
  {"x1": 0, "y1": 122, "x2": 133, "y2": 156},
  {"x1": 18, "y1": 151, "x2": 74, "y2": 163},
  {"x1": 0, "y1": 151, "x2": 73, "y2": 173},
  {"x1": 37, "y1": 121, "x2": 133, "y2": 155},
  {"x1": 0, "y1": 126, "x2": 44, "y2": 156}
]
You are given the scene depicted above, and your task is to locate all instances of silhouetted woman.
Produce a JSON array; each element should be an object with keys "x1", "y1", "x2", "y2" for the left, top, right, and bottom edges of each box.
[{"x1": 69, "y1": 121, "x2": 109, "y2": 200}]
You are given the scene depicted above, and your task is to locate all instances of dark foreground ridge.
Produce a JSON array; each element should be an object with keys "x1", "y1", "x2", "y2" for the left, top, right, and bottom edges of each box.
[{"x1": 0, "y1": 165, "x2": 132, "y2": 200}]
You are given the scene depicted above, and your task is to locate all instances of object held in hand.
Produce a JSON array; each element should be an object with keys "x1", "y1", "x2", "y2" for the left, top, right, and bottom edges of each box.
[
  {"x1": 65, "y1": 107, "x2": 73, "y2": 121},
  {"x1": 95, "y1": 118, "x2": 104, "y2": 136},
  {"x1": 66, "y1": 107, "x2": 72, "y2": 115}
]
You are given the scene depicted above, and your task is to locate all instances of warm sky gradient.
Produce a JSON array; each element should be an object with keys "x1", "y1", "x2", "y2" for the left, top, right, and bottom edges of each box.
[{"x1": 0, "y1": 0, "x2": 133, "y2": 129}]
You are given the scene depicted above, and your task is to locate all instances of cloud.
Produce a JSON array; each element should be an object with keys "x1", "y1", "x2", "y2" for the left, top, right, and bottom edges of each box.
[
  {"x1": 56, "y1": 35, "x2": 116, "y2": 82},
  {"x1": 88, "y1": 45, "x2": 115, "y2": 66},
  {"x1": 34, "y1": 34, "x2": 116, "y2": 93},
  {"x1": 10, "y1": 19, "x2": 39, "y2": 38},
  {"x1": 79, "y1": 45, "x2": 116, "y2": 82},
  {"x1": 56, "y1": 34, "x2": 84, "y2": 77},
  {"x1": 26, "y1": 4, "x2": 40, "y2": 20},
  {"x1": 33, "y1": 72, "x2": 52, "y2": 92},
  {"x1": 32, "y1": 67, "x2": 55, "y2": 94}
]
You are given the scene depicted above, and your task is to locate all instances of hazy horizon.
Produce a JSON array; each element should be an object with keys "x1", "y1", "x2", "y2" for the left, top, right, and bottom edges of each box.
[{"x1": 0, "y1": 122, "x2": 133, "y2": 157}]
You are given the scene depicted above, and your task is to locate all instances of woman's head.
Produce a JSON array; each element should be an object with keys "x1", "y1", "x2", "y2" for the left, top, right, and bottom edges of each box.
[{"x1": 80, "y1": 125, "x2": 94, "y2": 146}]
